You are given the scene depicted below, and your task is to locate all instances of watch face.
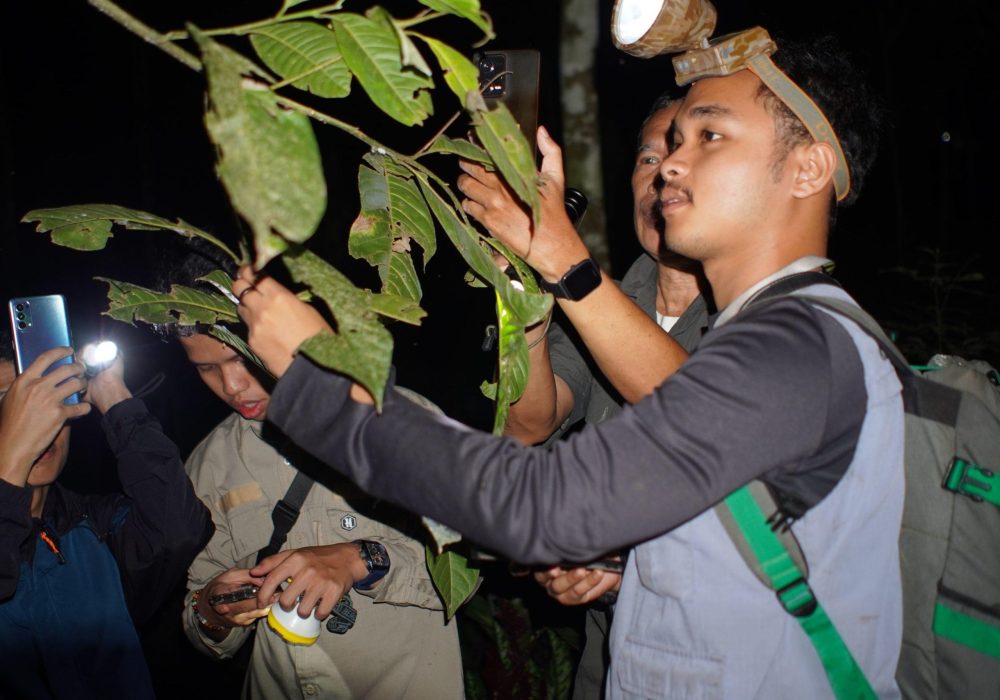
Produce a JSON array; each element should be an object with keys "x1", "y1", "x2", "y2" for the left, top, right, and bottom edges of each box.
[
  {"x1": 563, "y1": 258, "x2": 602, "y2": 300},
  {"x1": 367, "y1": 542, "x2": 390, "y2": 569}
]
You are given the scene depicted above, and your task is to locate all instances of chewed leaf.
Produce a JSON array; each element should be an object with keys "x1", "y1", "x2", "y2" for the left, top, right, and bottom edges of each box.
[
  {"x1": 193, "y1": 27, "x2": 326, "y2": 269},
  {"x1": 21, "y1": 204, "x2": 235, "y2": 258},
  {"x1": 250, "y1": 22, "x2": 351, "y2": 98},
  {"x1": 97, "y1": 277, "x2": 239, "y2": 327},
  {"x1": 282, "y1": 248, "x2": 393, "y2": 409}
]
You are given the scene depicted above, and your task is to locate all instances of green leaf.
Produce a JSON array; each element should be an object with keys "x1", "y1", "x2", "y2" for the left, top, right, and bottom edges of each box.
[
  {"x1": 490, "y1": 292, "x2": 533, "y2": 434},
  {"x1": 249, "y1": 22, "x2": 351, "y2": 98},
  {"x1": 331, "y1": 13, "x2": 433, "y2": 126},
  {"x1": 422, "y1": 136, "x2": 491, "y2": 165},
  {"x1": 282, "y1": 248, "x2": 392, "y2": 410},
  {"x1": 96, "y1": 278, "x2": 239, "y2": 327},
  {"x1": 422, "y1": 516, "x2": 463, "y2": 551},
  {"x1": 21, "y1": 204, "x2": 237, "y2": 259},
  {"x1": 418, "y1": 35, "x2": 479, "y2": 102},
  {"x1": 473, "y1": 102, "x2": 541, "y2": 225},
  {"x1": 416, "y1": 175, "x2": 550, "y2": 328},
  {"x1": 420, "y1": 37, "x2": 539, "y2": 222},
  {"x1": 383, "y1": 253, "x2": 422, "y2": 303},
  {"x1": 544, "y1": 627, "x2": 577, "y2": 699},
  {"x1": 368, "y1": 290, "x2": 426, "y2": 325},
  {"x1": 208, "y1": 324, "x2": 269, "y2": 375},
  {"x1": 368, "y1": 6, "x2": 432, "y2": 77},
  {"x1": 417, "y1": 0, "x2": 494, "y2": 39},
  {"x1": 193, "y1": 28, "x2": 326, "y2": 269},
  {"x1": 426, "y1": 546, "x2": 480, "y2": 620}
]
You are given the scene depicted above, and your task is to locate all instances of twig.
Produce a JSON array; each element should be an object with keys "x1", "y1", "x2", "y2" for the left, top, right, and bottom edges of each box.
[{"x1": 88, "y1": 0, "x2": 201, "y2": 73}]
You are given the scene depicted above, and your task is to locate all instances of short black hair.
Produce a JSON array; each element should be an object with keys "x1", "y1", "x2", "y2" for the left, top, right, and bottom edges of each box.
[
  {"x1": 637, "y1": 88, "x2": 683, "y2": 150},
  {"x1": 762, "y1": 35, "x2": 884, "y2": 208},
  {"x1": 152, "y1": 238, "x2": 242, "y2": 339}
]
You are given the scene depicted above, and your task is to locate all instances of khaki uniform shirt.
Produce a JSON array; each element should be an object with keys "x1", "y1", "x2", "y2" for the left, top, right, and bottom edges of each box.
[{"x1": 182, "y1": 410, "x2": 464, "y2": 699}]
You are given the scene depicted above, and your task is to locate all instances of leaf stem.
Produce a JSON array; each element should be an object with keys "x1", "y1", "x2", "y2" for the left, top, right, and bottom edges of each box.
[
  {"x1": 163, "y1": 2, "x2": 348, "y2": 40},
  {"x1": 396, "y1": 11, "x2": 445, "y2": 29},
  {"x1": 88, "y1": 0, "x2": 201, "y2": 72}
]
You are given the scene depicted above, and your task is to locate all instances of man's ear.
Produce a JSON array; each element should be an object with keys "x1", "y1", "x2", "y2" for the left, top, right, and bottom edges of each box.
[{"x1": 789, "y1": 141, "x2": 837, "y2": 200}]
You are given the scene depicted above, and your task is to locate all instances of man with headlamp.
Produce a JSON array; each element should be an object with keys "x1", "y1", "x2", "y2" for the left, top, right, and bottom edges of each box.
[{"x1": 233, "y1": 2, "x2": 901, "y2": 697}]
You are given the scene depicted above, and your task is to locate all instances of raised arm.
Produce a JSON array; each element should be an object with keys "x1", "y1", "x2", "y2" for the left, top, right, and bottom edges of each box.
[{"x1": 458, "y1": 127, "x2": 687, "y2": 404}]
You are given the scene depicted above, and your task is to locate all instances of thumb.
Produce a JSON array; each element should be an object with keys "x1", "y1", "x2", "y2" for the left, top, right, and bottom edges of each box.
[{"x1": 537, "y1": 126, "x2": 565, "y2": 188}]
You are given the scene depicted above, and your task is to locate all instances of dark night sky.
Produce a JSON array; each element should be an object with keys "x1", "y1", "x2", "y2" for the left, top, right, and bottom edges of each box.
[{"x1": 2, "y1": 0, "x2": 999, "y2": 466}]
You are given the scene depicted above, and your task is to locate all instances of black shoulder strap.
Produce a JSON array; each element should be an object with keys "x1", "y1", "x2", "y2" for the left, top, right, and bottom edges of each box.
[{"x1": 256, "y1": 470, "x2": 315, "y2": 565}]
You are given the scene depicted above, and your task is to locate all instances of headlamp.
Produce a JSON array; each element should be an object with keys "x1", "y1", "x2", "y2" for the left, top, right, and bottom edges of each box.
[
  {"x1": 81, "y1": 340, "x2": 119, "y2": 377},
  {"x1": 611, "y1": 0, "x2": 851, "y2": 202}
]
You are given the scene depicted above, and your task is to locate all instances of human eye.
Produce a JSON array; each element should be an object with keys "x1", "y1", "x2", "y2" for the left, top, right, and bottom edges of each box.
[
  {"x1": 195, "y1": 364, "x2": 215, "y2": 374},
  {"x1": 636, "y1": 152, "x2": 661, "y2": 167},
  {"x1": 701, "y1": 129, "x2": 722, "y2": 142}
]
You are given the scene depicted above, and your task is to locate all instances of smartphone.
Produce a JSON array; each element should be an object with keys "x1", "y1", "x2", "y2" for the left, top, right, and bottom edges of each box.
[
  {"x1": 208, "y1": 584, "x2": 260, "y2": 607},
  {"x1": 7, "y1": 295, "x2": 79, "y2": 404},
  {"x1": 475, "y1": 49, "x2": 541, "y2": 155}
]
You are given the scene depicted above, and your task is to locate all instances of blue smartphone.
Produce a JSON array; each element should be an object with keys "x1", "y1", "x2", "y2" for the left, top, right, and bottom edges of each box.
[{"x1": 7, "y1": 295, "x2": 80, "y2": 404}]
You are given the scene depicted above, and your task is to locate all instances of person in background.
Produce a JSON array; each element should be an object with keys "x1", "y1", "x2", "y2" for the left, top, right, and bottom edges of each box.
[
  {"x1": 0, "y1": 324, "x2": 213, "y2": 699},
  {"x1": 505, "y1": 92, "x2": 708, "y2": 699}
]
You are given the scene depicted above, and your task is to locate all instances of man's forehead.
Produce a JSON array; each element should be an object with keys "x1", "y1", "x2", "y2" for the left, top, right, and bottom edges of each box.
[
  {"x1": 678, "y1": 71, "x2": 765, "y2": 121},
  {"x1": 179, "y1": 333, "x2": 236, "y2": 362}
]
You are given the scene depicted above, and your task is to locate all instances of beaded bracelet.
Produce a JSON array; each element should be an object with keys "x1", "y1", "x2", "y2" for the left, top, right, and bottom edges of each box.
[{"x1": 191, "y1": 589, "x2": 227, "y2": 632}]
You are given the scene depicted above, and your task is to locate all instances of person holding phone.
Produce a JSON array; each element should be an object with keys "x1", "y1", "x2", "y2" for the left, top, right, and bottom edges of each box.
[{"x1": 0, "y1": 325, "x2": 213, "y2": 699}]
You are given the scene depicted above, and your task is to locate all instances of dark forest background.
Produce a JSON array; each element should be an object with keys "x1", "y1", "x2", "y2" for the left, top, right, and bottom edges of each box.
[{"x1": 1, "y1": 1, "x2": 998, "y2": 696}]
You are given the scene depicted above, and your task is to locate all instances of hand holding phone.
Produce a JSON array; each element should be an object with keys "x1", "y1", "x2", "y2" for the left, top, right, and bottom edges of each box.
[
  {"x1": 8, "y1": 295, "x2": 80, "y2": 405},
  {"x1": 208, "y1": 583, "x2": 260, "y2": 607}
]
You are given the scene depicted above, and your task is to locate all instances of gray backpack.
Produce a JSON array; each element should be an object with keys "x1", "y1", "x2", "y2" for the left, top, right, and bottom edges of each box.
[{"x1": 718, "y1": 282, "x2": 1000, "y2": 699}]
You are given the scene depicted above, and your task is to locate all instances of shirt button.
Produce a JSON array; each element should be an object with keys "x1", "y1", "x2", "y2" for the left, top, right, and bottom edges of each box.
[{"x1": 304, "y1": 684, "x2": 317, "y2": 696}]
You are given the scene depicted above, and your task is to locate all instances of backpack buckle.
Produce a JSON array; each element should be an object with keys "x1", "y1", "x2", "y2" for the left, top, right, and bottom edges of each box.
[
  {"x1": 942, "y1": 458, "x2": 995, "y2": 503},
  {"x1": 776, "y1": 577, "x2": 817, "y2": 618}
]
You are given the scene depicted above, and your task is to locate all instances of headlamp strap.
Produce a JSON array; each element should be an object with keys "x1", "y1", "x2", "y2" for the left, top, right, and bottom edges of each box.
[{"x1": 746, "y1": 53, "x2": 851, "y2": 203}]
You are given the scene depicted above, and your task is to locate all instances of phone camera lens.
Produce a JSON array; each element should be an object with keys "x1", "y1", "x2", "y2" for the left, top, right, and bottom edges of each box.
[
  {"x1": 15, "y1": 303, "x2": 24, "y2": 312},
  {"x1": 17, "y1": 321, "x2": 26, "y2": 330}
]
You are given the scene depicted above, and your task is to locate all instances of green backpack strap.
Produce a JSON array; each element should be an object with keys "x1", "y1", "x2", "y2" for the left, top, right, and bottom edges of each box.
[{"x1": 722, "y1": 485, "x2": 878, "y2": 700}]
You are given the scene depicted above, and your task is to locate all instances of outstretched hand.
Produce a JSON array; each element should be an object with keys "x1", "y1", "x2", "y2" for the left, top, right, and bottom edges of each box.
[{"x1": 458, "y1": 126, "x2": 591, "y2": 282}]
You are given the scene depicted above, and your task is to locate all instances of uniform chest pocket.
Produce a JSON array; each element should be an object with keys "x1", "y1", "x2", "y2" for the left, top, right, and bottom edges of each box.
[{"x1": 225, "y1": 502, "x2": 273, "y2": 564}]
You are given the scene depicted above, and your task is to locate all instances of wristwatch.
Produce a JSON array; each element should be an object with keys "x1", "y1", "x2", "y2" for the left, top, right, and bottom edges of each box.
[
  {"x1": 538, "y1": 256, "x2": 602, "y2": 301},
  {"x1": 352, "y1": 540, "x2": 390, "y2": 591}
]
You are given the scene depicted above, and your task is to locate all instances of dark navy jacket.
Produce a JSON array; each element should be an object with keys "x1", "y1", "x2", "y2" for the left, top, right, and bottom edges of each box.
[{"x1": 0, "y1": 398, "x2": 213, "y2": 699}]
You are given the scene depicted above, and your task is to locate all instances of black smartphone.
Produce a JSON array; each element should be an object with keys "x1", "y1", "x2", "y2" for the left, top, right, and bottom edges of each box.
[
  {"x1": 475, "y1": 49, "x2": 541, "y2": 155},
  {"x1": 7, "y1": 295, "x2": 79, "y2": 405},
  {"x1": 208, "y1": 583, "x2": 260, "y2": 607}
]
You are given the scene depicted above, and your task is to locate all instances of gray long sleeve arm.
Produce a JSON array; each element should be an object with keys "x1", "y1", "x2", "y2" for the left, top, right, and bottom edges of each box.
[{"x1": 268, "y1": 300, "x2": 865, "y2": 565}]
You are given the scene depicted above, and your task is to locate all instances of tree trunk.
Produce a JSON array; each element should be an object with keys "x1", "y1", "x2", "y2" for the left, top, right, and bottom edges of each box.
[{"x1": 560, "y1": 0, "x2": 608, "y2": 268}]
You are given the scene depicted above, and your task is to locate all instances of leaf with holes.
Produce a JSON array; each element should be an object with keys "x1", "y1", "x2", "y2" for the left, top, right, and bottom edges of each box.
[
  {"x1": 21, "y1": 204, "x2": 238, "y2": 260},
  {"x1": 193, "y1": 28, "x2": 326, "y2": 269},
  {"x1": 331, "y1": 12, "x2": 433, "y2": 126},
  {"x1": 249, "y1": 21, "x2": 351, "y2": 98},
  {"x1": 283, "y1": 248, "x2": 392, "y2": 409},
  {"x1": 97, "y1": 278, "x2": 239, "y2": 327}
]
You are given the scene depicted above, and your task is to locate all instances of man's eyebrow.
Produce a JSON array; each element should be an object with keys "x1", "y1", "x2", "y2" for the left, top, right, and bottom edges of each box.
[{"x1": 686, "y1": 103, "x2": 735, "y2": 120}]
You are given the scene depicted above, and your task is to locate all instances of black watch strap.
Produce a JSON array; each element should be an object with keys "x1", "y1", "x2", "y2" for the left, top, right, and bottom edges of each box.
[{"x1": 538, "y1": 256, "x2": 602, "y2": 301}]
